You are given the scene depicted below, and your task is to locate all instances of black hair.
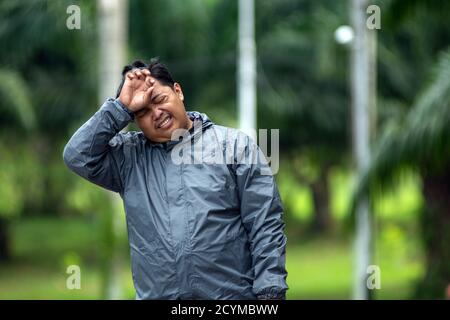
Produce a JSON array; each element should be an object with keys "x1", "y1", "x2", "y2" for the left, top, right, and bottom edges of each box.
[{"x1": 115, "y1": 58, "x2": 175, "y2": 98}]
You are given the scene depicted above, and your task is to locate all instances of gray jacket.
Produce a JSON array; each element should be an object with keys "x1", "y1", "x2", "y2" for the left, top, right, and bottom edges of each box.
[{"x1": 63, "y1": 98, "x2": 288, "y2": 299}]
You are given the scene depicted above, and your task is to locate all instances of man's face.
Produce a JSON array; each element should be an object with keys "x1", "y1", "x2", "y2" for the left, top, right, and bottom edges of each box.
[{"x1": 134, "y1": 79, "x2": 192, "y2": 143}]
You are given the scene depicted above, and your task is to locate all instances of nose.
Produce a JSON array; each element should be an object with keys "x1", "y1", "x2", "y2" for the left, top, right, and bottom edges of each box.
[{"x1": 152, "y1": 107, "x2": 163, "y2": 121}]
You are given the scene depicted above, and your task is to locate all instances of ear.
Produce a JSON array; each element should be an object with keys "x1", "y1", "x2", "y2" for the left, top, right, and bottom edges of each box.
[{"x1": 173, "y1": 83, "x2": 184, "y2": 101}]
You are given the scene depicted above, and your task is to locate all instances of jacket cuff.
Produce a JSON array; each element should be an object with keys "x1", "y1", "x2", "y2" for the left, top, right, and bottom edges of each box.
[
  {"x1": 256, "y1": 287, "x2": 286, "y2": 300},
  {"x1": 113, "y1": 98, "x2": 135, "y2": 121}
]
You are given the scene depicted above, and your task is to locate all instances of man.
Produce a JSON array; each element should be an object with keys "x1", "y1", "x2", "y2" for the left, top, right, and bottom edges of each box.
[{"x1": 63, "y1": 59, "x2": 288, "y2": 300}]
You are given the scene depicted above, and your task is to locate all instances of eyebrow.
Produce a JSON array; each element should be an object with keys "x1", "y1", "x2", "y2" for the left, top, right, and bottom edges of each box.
[{"x1": 151, "y1": 92, "x2": 163, "y2": 104}]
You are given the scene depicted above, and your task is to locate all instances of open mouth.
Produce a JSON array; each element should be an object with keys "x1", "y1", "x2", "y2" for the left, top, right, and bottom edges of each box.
[{"x1": 156, "y1": 113, "x2": 173, "y2": 129}]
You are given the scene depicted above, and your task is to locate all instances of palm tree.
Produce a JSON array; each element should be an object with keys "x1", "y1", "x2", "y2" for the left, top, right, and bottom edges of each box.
[
  {"x1": 350, "y1": 50, "x2": 450, "y2": 298},
  {"x1": 255, "y1": 0, "x2": 350, "y2": 234},
  {"x1": 0, "y1": 69, "x2": 36, "y2": 261},
  {"x1": 0, "y1": 0, "x2": 96, "y2": 262}
]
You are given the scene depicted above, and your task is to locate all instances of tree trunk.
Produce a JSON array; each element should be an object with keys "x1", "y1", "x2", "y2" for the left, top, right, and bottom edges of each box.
[
  {"x1": 415, "y1": 167, "x2": 450, "y2": 299},
  {"x1": 98, "y1": 0, "x2": 128, "y2": 299},
  {"x1": 0, "y1": 218, "x2": 11, "y2": 262},
  {"x1": 310, "y1": 171, "x2": 333, "y2": 234}
]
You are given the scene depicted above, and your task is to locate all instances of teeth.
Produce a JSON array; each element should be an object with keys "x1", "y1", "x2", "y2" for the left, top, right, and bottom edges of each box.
[{"x1": 159, "y1": 115, "x2": 170, "y2": 128}]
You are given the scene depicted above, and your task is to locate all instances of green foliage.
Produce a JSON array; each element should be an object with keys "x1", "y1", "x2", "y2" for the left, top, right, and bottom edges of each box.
[
  {"x1": 0, "y1": 139, "x2": 46, "y2": 219},
  {"x1": 0, "y1": 69, "x2": 35, "y2": 131},
  {"x1": 257, "y1": 1, "x2": 350, "y2": 152},
  {"x1": 0, "y1": 0, "x2": 98, "y2": 220},
  {"x1": 65, "y1": 178, "x2": 112, "y2": 216},
  {"x1": 0, "y1": 163, "x2": 24, "y2": 218},
  {"x1": 0, "y1": 0, "x2": 98, "y2": 136},
  {"x1": 414, "y1": 204, "x2": 450, "y2": 299},
  {"x1": 351, "y1": 49, "x2": 450, "y2": 207}
]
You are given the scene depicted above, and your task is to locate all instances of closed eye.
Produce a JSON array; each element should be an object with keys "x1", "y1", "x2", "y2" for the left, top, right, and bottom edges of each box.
[
  {"x1": 152, "y1": 94, "x2": 167, "y2": 104},
  {"x1": 136, "y1": 109, "x2": 149, "y2": 118}
]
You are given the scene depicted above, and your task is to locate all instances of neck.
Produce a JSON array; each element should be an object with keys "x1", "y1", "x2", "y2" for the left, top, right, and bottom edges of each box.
[{"x1": 186, "y1": 116, "x2": 193, "y2": 131}]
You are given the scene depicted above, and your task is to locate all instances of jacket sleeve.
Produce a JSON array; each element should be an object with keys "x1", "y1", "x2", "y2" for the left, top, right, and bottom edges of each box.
[
  {"x1": 234, "y1": 132, "x2": 289, "y2": 299},
  {"x1": 63, "y1": 98, "x2": 134, "y2": 193}
]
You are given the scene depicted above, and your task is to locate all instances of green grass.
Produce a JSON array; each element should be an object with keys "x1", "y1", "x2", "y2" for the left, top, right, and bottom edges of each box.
[
  {"x1": 286, "y1": 239, "x2": 352, "y2": 299},
  {"x1": 286, "y1": 236, "x2": 424, "y2": 299},
  {"x1": 0, "y1": 216, "x2": 136, "y2": 300},
  {"x1": 0, "y1": 217, "x2": 424, "y2": 299}
]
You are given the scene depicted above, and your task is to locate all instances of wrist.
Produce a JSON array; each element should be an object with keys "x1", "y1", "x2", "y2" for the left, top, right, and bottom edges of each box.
[{"x1": 114, "y1": 98, "x2": 135, "y2": 120}]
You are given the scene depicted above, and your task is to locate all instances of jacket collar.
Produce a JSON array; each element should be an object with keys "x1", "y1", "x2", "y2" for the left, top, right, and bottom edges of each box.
[{"x1": 145, "y1": 111, "x2": 214, "y2": 150}]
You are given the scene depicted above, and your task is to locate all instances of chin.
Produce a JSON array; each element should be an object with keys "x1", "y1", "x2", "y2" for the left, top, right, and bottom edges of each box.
[{"x1": 147, "y1": 136, "x2": 170, "y2": 143}]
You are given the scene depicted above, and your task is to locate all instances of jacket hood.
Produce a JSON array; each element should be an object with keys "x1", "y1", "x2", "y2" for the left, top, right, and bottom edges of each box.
[{"x1": 187, "y1": 111, "x2": 214, "y2": 132}]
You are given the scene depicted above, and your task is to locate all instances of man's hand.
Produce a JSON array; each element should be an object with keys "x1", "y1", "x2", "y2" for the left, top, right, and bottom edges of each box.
[{"x1": 118, "y1": 68, "x2": 155, "y2": 112}]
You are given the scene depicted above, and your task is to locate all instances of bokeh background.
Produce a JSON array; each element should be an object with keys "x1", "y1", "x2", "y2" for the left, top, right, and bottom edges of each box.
[{"x1": 0, "y1": 0, "x2": 449, "y2": 299}]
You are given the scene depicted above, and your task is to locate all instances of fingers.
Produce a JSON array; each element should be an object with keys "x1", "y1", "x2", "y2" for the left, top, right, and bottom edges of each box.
[
  {"x1": 145, "y1": 76, "x2": 155, "y2": 87},
  {"x1": 143, "y1": 84, "x2": 154, "y2": 104},
  {"x1": 142, "y1": 68, "x2": 151, "y2": 77},
  {"x1": 130, "y1": 69, "x2": 143, "y2": 80},
  {"x1": 126, "y1": 68, "x2": 152, "y2": 81}
]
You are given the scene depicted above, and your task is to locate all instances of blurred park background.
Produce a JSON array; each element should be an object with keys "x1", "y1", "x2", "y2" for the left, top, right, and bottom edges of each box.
[{"x1": 0, "y1": 0, "x2": 449, "y2": 299}]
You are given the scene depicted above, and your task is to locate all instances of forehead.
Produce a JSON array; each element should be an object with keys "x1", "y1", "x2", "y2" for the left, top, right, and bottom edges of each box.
[
  {"x1": 150, "y1": 79, "x2": 173, "y2": 97},
  {"x1": 151, "y1": 78, "x2": 172, "y2": 91}
]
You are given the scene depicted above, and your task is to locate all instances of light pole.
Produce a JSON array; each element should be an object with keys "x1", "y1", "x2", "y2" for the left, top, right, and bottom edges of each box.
[
  {"x1": 335, "y1": 0, "x2": 378, "y2": 300},
  {"x1": 350, "y1": 0, "x2": 377, "y2": 300},
  {"x1": 238, "y1": 0, "x2": 257, "y2": 137}
]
